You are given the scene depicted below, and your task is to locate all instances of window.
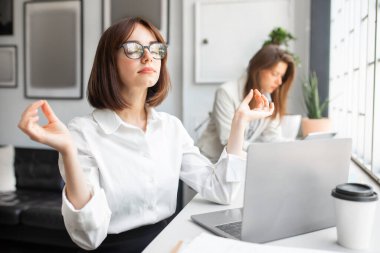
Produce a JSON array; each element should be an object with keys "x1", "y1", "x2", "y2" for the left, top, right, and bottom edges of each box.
[{"x1": 329, "y1": 0, "x2": 379, "y2": 182}]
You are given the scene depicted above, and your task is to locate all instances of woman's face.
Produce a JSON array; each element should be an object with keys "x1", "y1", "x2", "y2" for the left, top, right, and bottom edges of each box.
[
  {"x1": 259, "y1": 61, "x2": 288, "y2": 94},
  {"x1": 117, "y1": 23, "x2": 161, "y2": 91}
]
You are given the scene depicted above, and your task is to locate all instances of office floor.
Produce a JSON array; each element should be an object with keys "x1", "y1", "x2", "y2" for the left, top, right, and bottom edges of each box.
[{"x1": 1, "y1": 240, "x2": 77, "y2": 253}]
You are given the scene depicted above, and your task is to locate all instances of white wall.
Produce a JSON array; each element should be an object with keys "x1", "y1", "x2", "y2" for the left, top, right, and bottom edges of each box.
[
  {"x1": 0, "y1": 0, "x2": 182, "y2": 148},
  {"x1": 182, "y1": 0, "x2": 311, "y2": 139}
]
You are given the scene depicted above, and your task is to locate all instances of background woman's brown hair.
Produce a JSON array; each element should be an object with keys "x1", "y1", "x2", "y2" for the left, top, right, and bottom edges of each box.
[
  {"x1": 87, "y1": 17, "x2": 171, "y2": 110},
  {"x1": 244, "y1": 44, "x2": 295, "y2": 119}
]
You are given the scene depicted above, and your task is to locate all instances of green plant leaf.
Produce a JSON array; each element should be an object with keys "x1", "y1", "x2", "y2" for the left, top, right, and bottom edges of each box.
[
  {"x1": 319, "y1": 99, "x2": 329, "y2": 116},
  {"x1": 302, "y1": 71, "x2": 330, "y2": 119}
]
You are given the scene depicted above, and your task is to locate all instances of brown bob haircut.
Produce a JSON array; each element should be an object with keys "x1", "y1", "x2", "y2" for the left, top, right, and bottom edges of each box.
[
  {"x1": 244, "y1": 44, "x2": 295, "y2": 119},
  {"x1": 87, "y1": 17, "x2": 170, "y2": 110}
]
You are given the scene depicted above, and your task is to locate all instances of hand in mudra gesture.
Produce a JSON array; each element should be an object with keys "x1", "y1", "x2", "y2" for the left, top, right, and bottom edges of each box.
[
  {"x1": 236, "y1": 89, "x2": 274, "y2": 123},
  {"x1": 18, "y1": 100, "x2": 73, "y2": 154}
]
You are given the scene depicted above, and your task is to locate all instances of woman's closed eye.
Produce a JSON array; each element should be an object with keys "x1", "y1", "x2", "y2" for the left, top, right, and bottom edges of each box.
[
  {"x1": 128, "y1": 48, "x2": 140, "y2": 54},
  {"x1": 272, "y1": 71, "x2": 285, "y2": 79}
]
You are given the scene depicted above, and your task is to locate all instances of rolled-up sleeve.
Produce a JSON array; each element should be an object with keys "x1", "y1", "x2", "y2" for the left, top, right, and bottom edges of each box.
[
  {"x1": 58, "y1": 120, "x2": 112, "y2": 250},
  {"x1": 178, "y1": 119, "x2": 246, "y2": 205},
  {"x1": 61, "y1": 186, "x2": 111, "y2": 250}
]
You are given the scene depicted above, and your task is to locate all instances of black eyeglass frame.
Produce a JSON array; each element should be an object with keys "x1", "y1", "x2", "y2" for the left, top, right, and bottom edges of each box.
[{"x1": 120, "y1": 41, "x2": 167, "y2": 60}]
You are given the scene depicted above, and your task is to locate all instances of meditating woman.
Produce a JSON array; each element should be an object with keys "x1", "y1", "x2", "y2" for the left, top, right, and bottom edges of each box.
[{"x1": 18, "y1": 17, "x2": 274, "y2": 252}]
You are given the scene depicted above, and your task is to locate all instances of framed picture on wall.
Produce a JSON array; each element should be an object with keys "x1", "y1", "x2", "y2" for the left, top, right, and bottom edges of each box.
[
  {"x1": 102, "y1": 0, "x2": 170, "y2": 44},
  {"x1": 0, "y1": 46, "x2": 17, "y2": 88},
  {"x1": 24, "y1": 0, "x2": 83, "y2": 99},
  {"x1": 0, "y1": 0, "x2": 13, "y2": 35}
]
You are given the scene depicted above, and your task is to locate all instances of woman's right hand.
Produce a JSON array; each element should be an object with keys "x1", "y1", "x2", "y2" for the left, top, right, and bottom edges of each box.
[
  {"x1": 235, "y1": 89, "x2": 274, "y2": 124},
  {"x1": 20, "y1": 101, "x2": 92, "y2": 209},
  {"x1": 18, "y1": 100, "x2": 74, "y2": 155},
  {"x1": 226, "y1": 89, "x2": 274, "y2": 158}
]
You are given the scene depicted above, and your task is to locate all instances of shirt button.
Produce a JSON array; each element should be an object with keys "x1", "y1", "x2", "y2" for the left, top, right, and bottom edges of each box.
[{"x1": 148, "y1": 204, "x2": 153, "y2": 210}]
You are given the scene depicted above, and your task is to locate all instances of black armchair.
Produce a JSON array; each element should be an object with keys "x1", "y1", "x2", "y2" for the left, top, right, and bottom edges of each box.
[{"x1": 0, "y1": 147, "x2": 76, "y2": 248}]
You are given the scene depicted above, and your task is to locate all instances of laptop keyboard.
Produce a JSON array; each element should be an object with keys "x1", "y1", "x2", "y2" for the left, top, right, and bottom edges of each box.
[{"x1": 215, "y1": 221, "x2": 242, "y2": 239}]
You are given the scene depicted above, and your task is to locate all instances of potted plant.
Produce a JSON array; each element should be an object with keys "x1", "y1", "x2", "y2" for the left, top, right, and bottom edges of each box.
[
  {"x1": 263, "y1": 27, "x2": 296, "y2": 47},
  {"x1": 263, "y1": 27, "x2": 300, "y2": 66},
  {"x1": 301, "y1": 71, "x2": 332, "y2": 136}
]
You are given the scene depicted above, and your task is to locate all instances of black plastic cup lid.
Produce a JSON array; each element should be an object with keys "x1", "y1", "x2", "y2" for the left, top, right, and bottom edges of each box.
[{"x1": 332, "y1": 183, "x2": 378, "y2": 202}]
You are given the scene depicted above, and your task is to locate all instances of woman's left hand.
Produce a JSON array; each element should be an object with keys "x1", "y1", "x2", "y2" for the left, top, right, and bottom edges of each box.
[{"x1": 235, "y1": 89, "x2": 274, "y2": 124}]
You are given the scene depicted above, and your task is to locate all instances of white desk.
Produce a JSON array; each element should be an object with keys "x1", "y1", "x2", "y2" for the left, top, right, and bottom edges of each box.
[{"x1": 144, "y1": 163, "x2": 380, "y2": 253}]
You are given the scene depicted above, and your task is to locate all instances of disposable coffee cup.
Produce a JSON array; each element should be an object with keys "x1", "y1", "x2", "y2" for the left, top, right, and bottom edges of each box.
[{"x1": 331, "y1": 183, "x2": 378, "y2": 250}]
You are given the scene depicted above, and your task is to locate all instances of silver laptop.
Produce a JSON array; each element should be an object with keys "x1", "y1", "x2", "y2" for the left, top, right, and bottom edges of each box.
[{"x1": 192, "y1": 138, "x2": 352, "y2": 243}]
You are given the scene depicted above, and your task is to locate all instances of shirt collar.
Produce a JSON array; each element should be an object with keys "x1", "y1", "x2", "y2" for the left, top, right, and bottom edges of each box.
[
  {"x1": 146, "y1": 106, "x2": 160, "y2": 125},
  {"x1": 93, "y1": 106, "x2": 160, "y2": 135},
  {"x1": 93, "y1": 109, "x2": 122, "y2": 135}
]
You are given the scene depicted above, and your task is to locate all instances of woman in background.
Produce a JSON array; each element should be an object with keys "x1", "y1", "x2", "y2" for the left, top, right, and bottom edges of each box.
[
  {"x1": 197, "y1": 44, "x2": 295, "y2": 163},
  {"x1": 18, "y1": 17, "x2": 274, "y2": 252}
]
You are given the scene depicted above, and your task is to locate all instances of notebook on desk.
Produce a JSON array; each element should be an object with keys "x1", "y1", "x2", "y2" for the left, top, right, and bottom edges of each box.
[{"x1": 192, "y1": 138, "x2": 352, "y2": 243}]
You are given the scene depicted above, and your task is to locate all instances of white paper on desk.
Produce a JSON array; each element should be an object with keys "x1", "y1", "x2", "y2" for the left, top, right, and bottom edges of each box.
[{"x1": 180, "y1": 233, "x2": 337, "y2": 253}]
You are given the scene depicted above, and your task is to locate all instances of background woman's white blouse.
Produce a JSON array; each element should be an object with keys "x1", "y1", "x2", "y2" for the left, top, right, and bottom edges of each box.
[
  {"x1": 197, "y1": 74, "x2": 283, "y2": 163},
  {"x1": 58, "y1": 108, "x2": 245, "y2": 250}
]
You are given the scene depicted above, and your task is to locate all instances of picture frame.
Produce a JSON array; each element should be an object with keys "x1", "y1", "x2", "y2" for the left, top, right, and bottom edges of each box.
[
  {"x1": 24, "y1": 0, "x2": 83, "y2": 99},
  {"x1": 102, "y1": 0, "x2": 170, "y2": 44},
  {"x1": 0, "y1": 0, "x2": 13, "y2": 35},
  {"x1": 0, "y1": 45, "x2": 17, "y2": 88}
]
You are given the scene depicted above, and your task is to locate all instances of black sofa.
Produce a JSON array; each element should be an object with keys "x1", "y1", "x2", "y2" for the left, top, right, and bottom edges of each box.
[
  {"x1": 0, "y1": 147, "x2": 183, "y2": 251},
  {"x1": 0, "y1": 147, "x2": 77, "y2": 249}
]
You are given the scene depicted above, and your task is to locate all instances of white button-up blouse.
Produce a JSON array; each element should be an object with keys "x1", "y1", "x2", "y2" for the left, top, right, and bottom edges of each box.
[{"x1": 58, "y1": 107, "x2": 245, "y2": 250}]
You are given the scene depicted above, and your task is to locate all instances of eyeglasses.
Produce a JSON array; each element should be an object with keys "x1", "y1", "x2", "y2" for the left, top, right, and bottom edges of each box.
[{"x1": 120, "y1": 41, "x2": 167, "y2": 60}]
